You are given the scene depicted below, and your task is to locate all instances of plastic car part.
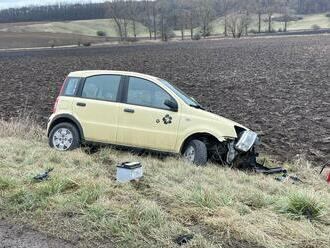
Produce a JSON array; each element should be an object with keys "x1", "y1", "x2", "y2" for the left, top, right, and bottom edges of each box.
[
  {"x1": 175, "y1": 234, "x2": 194, "y2": 246},
  {"x1": 33, "y1": 168, "x2": 54, "y2": 181}
]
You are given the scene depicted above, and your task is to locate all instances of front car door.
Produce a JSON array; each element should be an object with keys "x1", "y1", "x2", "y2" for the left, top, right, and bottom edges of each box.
[
  {"x1": 116, "y1": 76, "x2": 180, "y2": 152},
  {"x1": 73, "y1": 75, "x2": 122, "y2": 143}
]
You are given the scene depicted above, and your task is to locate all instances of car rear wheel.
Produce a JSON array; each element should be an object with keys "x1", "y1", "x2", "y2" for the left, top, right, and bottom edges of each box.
[
  {"x1": 49, "y1": 122, "x2": 80, "y2": 151},
  {"x1": 183, "y1": 139, "x2": 208, "y2": 165}
]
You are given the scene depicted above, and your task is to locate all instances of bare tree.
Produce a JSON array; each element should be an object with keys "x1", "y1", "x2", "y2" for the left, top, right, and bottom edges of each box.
[
  {"x1": 215, "y1": 0, "x2": 239, "y2": 36},
  {"x1": 264, "y1": 0, "x2": 278, "y2": 32},
  {"x1": 142, "y1": 0, "x2": 154, "y2": 39},
  {"x1": 127, "y1": 0, "x2": 139, "y2": 38},
  {"x1": 227, "y1": 10, "x2": 251, "y2": 38},
  {"x1": 254, "y1": 0, "x2": 265, "y2": 33},
  {"x1": 177, "y1": 0, "x2": 192, "y2": 40},
  {"x1": 178, "y1": 0, "x2": 199, "y2": 39},
  {"x1": 106, "y1": 0, "x2": 129, "y2": 41},
  {"x1": 280, "y1": 0, "x2": 292, "y2": 32},
  {"x1": 155, "y1": 0, "x2": 177, "y2": 41},
  {"x1": 197, "y1": 0, "x2": 215, "y2": 37}
]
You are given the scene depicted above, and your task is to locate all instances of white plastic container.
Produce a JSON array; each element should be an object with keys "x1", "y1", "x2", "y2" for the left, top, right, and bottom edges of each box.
[{"x1": 116, "y1": 162, "x2": 143, "y2": 183}]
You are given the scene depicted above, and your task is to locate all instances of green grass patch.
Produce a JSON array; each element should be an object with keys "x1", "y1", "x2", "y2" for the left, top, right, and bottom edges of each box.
[{"x1": 278, "y1": 191, "x2": 326, "y2": 220}]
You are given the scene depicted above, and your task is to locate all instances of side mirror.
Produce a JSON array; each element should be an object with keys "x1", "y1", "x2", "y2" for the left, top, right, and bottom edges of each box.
[{"x1": 164, "y1": 99, "x2": 178, "y2": 112}]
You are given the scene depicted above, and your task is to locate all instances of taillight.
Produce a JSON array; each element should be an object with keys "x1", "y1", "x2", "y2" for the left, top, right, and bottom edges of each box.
[{"x1": 52, "y1": 81, "x2": 65, "y2": 113}]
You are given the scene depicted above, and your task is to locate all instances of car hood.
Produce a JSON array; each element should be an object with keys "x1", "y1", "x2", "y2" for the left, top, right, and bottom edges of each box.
[{"x1": 191, "y1": 108, "x2": 248, "y2": 138}]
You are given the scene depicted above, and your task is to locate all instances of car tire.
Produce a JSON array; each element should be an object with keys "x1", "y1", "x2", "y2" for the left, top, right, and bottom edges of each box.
[
  {"x1": 49, "y1": 122, "x2": 80, "y2": 151},
  {"x1": 183, "y1": 139, "x2": 208, "y2": 165}
]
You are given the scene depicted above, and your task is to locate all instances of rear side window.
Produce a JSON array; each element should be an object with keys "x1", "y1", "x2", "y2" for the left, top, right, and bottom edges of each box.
[
  {"x1": 63, "y1": 77, "x2": 80, "y2": 96},
  {"x1": 82, "y1": 75, "x2": 121, "y2": 102},
  {"x1": 127, "y1": 77, "x2": 175, "y2": 110}
]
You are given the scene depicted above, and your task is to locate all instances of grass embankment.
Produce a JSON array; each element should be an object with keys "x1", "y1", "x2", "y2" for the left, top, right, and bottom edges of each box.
[{"x1": 0, "y1": 118, "x2": 329, "y2": 247}]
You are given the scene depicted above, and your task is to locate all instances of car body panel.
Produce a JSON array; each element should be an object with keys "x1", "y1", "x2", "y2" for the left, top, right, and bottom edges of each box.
[
  {"x1": 72, "y1": 98, "x2": 120, "y2": 143},
  {"x1": 49, "y1": 70, "x2": 250, "y2": 154},
  {"x1": 116, "y1": 103, "x2": 180, "y2": 152}
]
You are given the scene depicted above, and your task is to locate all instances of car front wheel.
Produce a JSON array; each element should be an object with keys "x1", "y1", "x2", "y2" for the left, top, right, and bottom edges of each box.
[
  {"x1": 49, "y1": 122, "x2": 80, "y2": 151},
  {"x1": 183, "y1": 139, "x2": 208, "y2": 165}
]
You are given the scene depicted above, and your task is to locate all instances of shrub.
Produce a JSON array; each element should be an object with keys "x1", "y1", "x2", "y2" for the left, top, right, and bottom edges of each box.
[
  {"x1": 166, "y1": 30, "x2": 176, "y2": 40},
  {"x1": 325, "y1": 13, "x2": 330, "y2": 18},
  {"x1": 192, "y1": 33, "x2": 201, "y2": 40},
  {"x1": 202, "y1": 30, "x2": 211, "y2": 37},
  {"x1": 311, "y1": 24, "x2": 321, "y2": 30},
  {"x1": 126, "y1": 37, "x2": 139, "y2": 42},
  {"x1": 278, "y1": 192, "x2": 325, "y2": 220},
  {"x1": 83, "y1": 42, "x2": 92, "y2": 47},
  {"x1": 96, "y1": 30, "x2": 106, "y2": 37},
  {"x1": 249, "y1": 29, "x2": 258, "y2": 34}
]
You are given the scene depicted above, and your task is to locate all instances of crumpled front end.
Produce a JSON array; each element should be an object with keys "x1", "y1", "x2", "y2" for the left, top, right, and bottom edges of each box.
[
  {"x1": 221, "y1": 126, "x2": 286, "y2": 174},
  {"x1": 226, "y1": 128, "x2": 260, "y2": 165}
]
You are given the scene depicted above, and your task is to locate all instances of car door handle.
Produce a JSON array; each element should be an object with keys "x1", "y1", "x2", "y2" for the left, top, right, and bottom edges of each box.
[
  {"x1": 77, "y1": 102, "x2": 86, "y2": 107},
  {"x1": 124, "y1": 108, "x2": 135, "y2": 113}
]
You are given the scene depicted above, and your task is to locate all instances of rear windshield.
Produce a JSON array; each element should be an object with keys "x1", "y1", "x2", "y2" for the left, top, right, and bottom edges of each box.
[{"x1": 62, "y1": 77, "x2": 80, "y2": 96}]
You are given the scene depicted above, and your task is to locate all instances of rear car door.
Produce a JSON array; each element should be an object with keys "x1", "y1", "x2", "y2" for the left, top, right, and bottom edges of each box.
[
  {"x1": 116, "y1": 76, "x2": 180, "y2": 152},
  {"x1": 73, "y1": 75, "x2": 122, "y2": 143}
]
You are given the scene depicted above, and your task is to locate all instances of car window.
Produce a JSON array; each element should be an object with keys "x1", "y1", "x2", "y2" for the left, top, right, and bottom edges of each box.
[
  {"x1": 63, "y1": 77, "x2": 79, "y2": 96},
  {"x1": 127, "y1": 77, "x2": 175, "y2": 110},
  {"x1": 160, "y1": 79, "x2": 201, "y2": 107},
  {"x1": 82, "y1": 75, "x2": 121, "y2": 101}
]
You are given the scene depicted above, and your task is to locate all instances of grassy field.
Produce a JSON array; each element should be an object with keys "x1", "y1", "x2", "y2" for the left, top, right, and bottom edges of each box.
[
  {"x1": 0, "y1": 117, "x2": 329, "y2": 247},
  {"x1": 211, "y1": 13, "x2": 330, "y2": 34},
  {"x1": 0, "y1": 18, "x2": 149, "y2": 37},
  {"x1": 1, "y1": 13, "x2": 329, "y2": 39}
]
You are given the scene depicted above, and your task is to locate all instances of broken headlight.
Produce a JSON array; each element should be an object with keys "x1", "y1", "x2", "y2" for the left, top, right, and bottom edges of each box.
[{"x1": 235, "y1": 130, "x2": 258, "y2": 152}]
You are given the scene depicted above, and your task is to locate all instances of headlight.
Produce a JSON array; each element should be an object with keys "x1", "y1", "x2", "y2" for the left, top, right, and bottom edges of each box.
[{"x1": 235, "y1": 130, "x2": 258, "y2": 152}]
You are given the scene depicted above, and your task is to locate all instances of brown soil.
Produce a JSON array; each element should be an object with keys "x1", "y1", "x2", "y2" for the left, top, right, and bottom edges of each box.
[
  {"x1": 0, "y1": 35, "x2": 329, "y2": 164},
  {"x1": 0, "y1": 219, "x2": 74, "y2": 248},
  {"x1": 0, "y1": 31, "x2": 105, "y2": 49}
]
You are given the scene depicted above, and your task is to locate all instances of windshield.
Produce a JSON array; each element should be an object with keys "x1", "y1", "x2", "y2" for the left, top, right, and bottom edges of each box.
[{"x1": 160, "y1": 79, "x2": 202, "y2": 108}]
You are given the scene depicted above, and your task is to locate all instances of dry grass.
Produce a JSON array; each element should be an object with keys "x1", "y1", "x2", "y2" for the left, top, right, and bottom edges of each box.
[
  {"x1": 0, "y1": 115, "x2": 45, "y2": 141},
  {"x1": 0, "y1": 118, "x2": 329, "y2": 248}
]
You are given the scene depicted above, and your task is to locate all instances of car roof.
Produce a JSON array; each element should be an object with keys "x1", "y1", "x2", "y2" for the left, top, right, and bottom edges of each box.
[{"x1": 68, "y1": 70, "x2": 159, "y2": 81}]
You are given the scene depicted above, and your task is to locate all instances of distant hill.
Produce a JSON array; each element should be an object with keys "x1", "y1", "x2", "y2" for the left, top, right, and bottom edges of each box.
[
  {"x1": 0, "y1": 18, "x2": 149, "y2": 38},
  {"x1": 210, "y1": 13, "x2": 330, "y2": 34},
  {"x1": 0, "y1": 13, "x2": 329, "y2": 39}
]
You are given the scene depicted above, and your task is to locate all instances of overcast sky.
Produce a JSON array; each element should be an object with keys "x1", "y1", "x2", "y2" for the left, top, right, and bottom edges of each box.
[{"x1": 0, "y1": 0, "x2": 107, "y2": 9}]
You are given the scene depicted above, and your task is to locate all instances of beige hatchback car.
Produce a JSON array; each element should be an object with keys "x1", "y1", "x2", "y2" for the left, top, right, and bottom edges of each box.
[{"x1": 47, "y1": 70, "x2": 260, "y2": 166}]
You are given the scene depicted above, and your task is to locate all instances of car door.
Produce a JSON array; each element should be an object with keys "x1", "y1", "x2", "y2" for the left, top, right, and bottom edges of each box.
[
  {"x1": 73, "y1": 75, "x2": 122, "y2": 143},
  {"x1": 116, "y1": 76, "x2": 180, "y2": 152}
]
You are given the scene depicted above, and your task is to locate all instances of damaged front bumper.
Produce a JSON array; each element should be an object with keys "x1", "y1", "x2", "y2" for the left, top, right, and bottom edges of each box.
[{"x1": 226, "y1": 130, "x2": 286, "y2": 174}]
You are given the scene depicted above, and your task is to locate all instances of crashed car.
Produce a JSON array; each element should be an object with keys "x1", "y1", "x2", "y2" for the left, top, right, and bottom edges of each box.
[{"x1": 47, "y1": 70, "x2": 261, "y2": 167}]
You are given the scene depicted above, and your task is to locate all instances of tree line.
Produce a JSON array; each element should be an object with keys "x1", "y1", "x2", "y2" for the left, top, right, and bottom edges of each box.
[{"x1": 0, "y1": 0, "x2": 329, "y2": 40}]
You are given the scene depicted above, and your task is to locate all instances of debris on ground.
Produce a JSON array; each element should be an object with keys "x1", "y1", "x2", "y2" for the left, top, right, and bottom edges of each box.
[
  {"x1": 275, "y1": 174, "x2": 303, "y2": 184},
  {"x1": 174, "y1": 234, "x2": 194, "y2": 246},
  {"x1": 254, "y1": 164, "x2": 287, "y2": 175},
  {"x1": 33, "y1": 168, "x2": 54, "y2": 182}
]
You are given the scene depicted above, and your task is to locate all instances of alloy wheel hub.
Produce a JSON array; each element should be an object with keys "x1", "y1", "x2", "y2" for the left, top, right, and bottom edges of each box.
[{"x1": 52, "y1": 128, "x2": 73, "y2": 151}]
